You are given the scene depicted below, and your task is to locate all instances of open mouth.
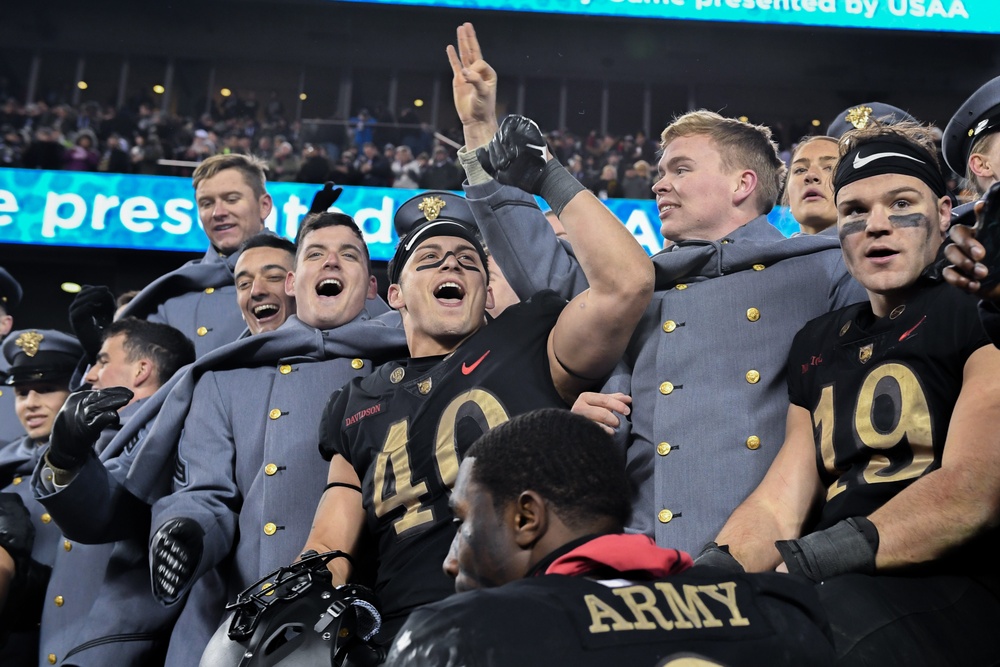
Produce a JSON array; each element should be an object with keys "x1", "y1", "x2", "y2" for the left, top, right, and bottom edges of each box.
[
  {"x1": 866, "y1": 247, "x2": 898, "y2": 259},
  {"x1": 802, "y1": 189, "x2": 825, "y2": 201},
  {"x1": 252, "y1": 303, "x2": 280, "y2": 320},
  {"x1": 434, "y1": 281, "x2": 466, "y2": 302},
  {"x1": 316, "y1": 278, "x2": 343, "y2": 297}
]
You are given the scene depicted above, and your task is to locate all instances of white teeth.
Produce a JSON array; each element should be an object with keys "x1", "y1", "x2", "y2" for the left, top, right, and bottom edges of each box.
[
  {"x1": 252, "y1": 304, "x2": 279, "y2": 318},
  {"x1": 320, "y1": 279, "x2": 342, "y2": 288}
]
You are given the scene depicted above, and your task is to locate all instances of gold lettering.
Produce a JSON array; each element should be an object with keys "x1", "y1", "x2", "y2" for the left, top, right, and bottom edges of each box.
[
  {"x1": 585, "y1": 594, "x2": 635, "y2": 633},
  {"x1": 654, "y1": 583, "x2": 721, "y2": 628},
  {"x1": 697, "y1": 582, "x2": 750, "y2": 627},
  {"x1": 612, "y1": 585, "x2": 675, "y2": 630}
]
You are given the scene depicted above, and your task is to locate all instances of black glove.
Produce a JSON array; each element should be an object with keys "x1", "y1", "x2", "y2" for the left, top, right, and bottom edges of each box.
[
  {"x1": 692, "y1": 541, "x2": 745, "y2": 573},
  {"x1": 0, "y1": 493, "x2": 34, "y2": 582},
  {"x1": 150, "y1": 517, "x2": 204, "y2": 605},
  {"x1": 310, "y1": 181, "x2": 344, "y2": 214},
  {"x1": 476, "y1": 115, "x2": 552, "y2": 195},
  {"x1": 68, "y1": 285, "x2": 117, "y2": 362},
  {"x1": 47, "y1": 387, "x2": 134, "y2": 471},
  {"x1": 775, "y1": 516, "x2": 879, "y2": 582}
]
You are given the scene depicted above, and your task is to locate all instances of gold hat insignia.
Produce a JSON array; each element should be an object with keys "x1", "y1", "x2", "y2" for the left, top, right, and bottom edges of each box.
[
  {"x1": 15, "y1": 331, "x2": 44, "y2": 358},
  {"x1": 418, "y1": 196, "x2": 446, "y2": 222},
  {"x1": 859, "y1": 343, "x2": 873, "y2": 364},
  {"x1": 846, "y1": 105, "x2": 874, "y2": 130}
]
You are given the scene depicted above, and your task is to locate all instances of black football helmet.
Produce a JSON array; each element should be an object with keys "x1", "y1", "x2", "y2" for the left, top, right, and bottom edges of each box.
[{"x1": 200, "y1": 551, "x2": 383, "y2": 667}]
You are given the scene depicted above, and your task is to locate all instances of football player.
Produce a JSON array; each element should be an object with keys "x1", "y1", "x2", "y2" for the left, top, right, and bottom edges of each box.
[
  {"x1": 704, "y1": 121, "x2": 1000, "y2": 663},
  {"x1": 300, "y1": 114, "x2": 654, "y2": 642}
]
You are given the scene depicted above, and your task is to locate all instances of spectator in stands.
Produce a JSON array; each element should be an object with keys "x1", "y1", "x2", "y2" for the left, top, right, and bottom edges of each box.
[
  {"x1": 419, "y1": 145, "x2": 463, "y2": 190},
  {"x1": 266, "y1": 140, "x2": 301, "y2": 182},
  {"x1": 357, "y1": 141, "x2": 392, "y2": 187},
  {"x1": 62, "y1": 129, "x2": 100, "y2": 172},
  {"x1": 391, "y1": 144, "x2": 422, "y2": 189},
  {"x1": 593, "y1": 163, "x2": 621, "y2": 199},
  {"x1": 130, "y1": 132, "x2": 164, "y2": 175},
  {"x1": 97, "y1": 133, "x2": 132, "y2": 174},
  {"x1": 621, "y1": 159, "x2": 654, "y2": 199},
  {"x1": 296, "y1": 143, "x2": 331, "y2": 183},
  {"x1": 21, "y1": 126, "x2": 63, "y2": 171}
]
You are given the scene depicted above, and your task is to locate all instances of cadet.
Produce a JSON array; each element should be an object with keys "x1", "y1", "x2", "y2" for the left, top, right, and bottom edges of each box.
[
  {"x1": 0, "y1": 267, "x2": 25, "y2": 444},
  {"x1": 117, "y1": 154, "x2": 273, "y2": 357}
]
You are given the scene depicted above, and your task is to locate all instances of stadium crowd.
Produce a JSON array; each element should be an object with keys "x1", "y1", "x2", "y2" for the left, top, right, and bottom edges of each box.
[{"x1": 2, "y1": 20, "x2": 1000, "y2": 667}]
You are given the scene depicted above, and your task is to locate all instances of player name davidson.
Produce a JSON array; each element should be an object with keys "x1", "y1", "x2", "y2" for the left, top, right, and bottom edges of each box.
[
  {"x1": 345, "y1": 403, "x2": 382, "y2": 427},
  {"x1": 585, "y1": 581, "x2": 750, "y2": 634}
]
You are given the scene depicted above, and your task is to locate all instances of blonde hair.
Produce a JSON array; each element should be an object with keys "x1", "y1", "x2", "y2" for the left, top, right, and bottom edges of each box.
[
  {"x1": 661, "y1": 110, "x2": 785, "y2": 214},
  {"x1": 838, "y1": 120, "x2": 943, "y2": 170},
  {"x1": 192, "y1": 153, "x2": 269, "y2": 199},
  {"x1": 966, "y1": 131, "x2": 998, "y2": 196}
]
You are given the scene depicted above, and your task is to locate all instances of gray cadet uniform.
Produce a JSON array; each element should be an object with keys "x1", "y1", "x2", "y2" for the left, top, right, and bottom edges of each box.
[
  {"x1": 464, "y1": 179, "x2": 866, "y2": 554},
  {"x1": 35, "y1": 309, "x2": 406, "y2": 666},
  {"x1": 1, "y1": 330, "x2": 83, "y2": 666},
  {"x1": 37, "y1": 399, "x2": 182, "y2": 667},
  {"x1": 0, "y1": 267, "x2": 26, "y2": 445},
  {"x1": 117, "y1": 246, "x2": 246, "y2": 359}
]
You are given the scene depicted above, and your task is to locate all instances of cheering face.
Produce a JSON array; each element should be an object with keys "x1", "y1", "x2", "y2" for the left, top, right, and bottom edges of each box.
[
  {"x1": 787, "y1": 139, "x2": 839, "y2": 232},
  {"x1": 235, "y1": 246, "x2": 295, "y2": 335},
  {"x1": 196, "y1": 169, "x2": 271, "y2": 255},
  {"x1": 15, "y1": 382, "x2": 71, "y2": 443},
  {"x1": 388, "y1": 236, "x2": 493, "y2": 357},
  {"x1": 837, "y1": 173, "x2": 950, "y2": 316},
  {"x1": 653, "y1": 134, "x2": 743, "y2": 243},
  {"x1": 444, "y1": 458, "x2": 523, "y2": 593},
  {"x1": 287, "y1": 225, "x2": 377, "y2": 331}
]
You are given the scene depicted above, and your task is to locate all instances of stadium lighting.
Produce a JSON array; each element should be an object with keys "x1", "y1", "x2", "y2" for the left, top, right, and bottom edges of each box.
[
  {"x1": 153, "y1": 84, "x2": 165, "y2": 94},
  {"x1": 77, "y1": 81, "x2": 88, "y2": 90},
  {"x1": 220, "y1": 88, "x2": 232, "y2": 97},
  {"x1": 61, "y1": 282, "x2": 82, "y2": 294},
  {"x1": 414, "y1": 99, "x2": 424, "y2": 107}
]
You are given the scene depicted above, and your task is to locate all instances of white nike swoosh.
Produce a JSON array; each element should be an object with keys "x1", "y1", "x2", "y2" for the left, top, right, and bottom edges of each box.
[
  {"x1": 527, "y1": 142, "x2": 549, "y2": 161},
  {"x1": 853, "y1": 151, "x2": 925, "y2": 169}
]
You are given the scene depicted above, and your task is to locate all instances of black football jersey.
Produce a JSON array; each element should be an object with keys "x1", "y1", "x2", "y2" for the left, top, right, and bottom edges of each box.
[
  {"x1": 319, "y1": 290, "x2": 568, "y2": 619},
  {"x1": 787, "y1": 282, "x2": 989, "y2": 530}
]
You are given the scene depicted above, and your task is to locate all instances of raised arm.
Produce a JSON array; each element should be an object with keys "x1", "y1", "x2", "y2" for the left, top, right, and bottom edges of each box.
[
  {"x1": 449, "y1": 22, "x2": 588, "y2": 301},
  {"x1": 713, "y1": 404, "x2": 825, "y2": 572},
  {"x1": 474, "y1": 114, "x2": 653, "y2": 401},
  {"x1": 300, "y1": 455, "x2": 367, "y2": 585}
]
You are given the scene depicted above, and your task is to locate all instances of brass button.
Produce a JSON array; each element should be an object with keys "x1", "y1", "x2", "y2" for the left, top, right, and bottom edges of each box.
[
  {"x1": 196, "y1": 326, "x2": 208, "y2": 336},
  {"x1": 41, "y1": 513, "x2": 52, "y2": 524},
  {"x1": 204, "y1": 287, "x2": 215, "y2": 294},
  {"x1": 263, "y1": 522, "x2": 277, "y2": 536},
  {"x1": 752, "y1": 263, "x2": 765, "y2": 271},
  {"x1": 64, "y1": 540, "x2": 72, "y2": 552},
  {"x1": 264, "y1": 463, "x2": 278, "y2": 476},
  {"x1": 662, "y1": 320, "x2": 677, "y2": 333},
  {"x1": 278, "y1": 364, "x2": 292, "y2": 375},
  {"x1": 658, "y1": 509, "x2": 674, "y2": 524},
  {"x1": 12, "y1": 476, "x2": 21, "y2": 485},
  {"x1": 721, "y1": 239, "x2": 730, "y2": 244},
  {"x1": 351, "y1": 358, "x2": 364, "y2": 370},
  {"x1": 659, "y1": 382, "x2": 674, "y2": 395},
  {"x1": 656, "y1": 442, "x2": 672, "y2": 456},
  {"x1": 746, "y1": 370, "x2": 760, "y2": 384},
  {"x1": 675, "y1": 283, "x2": 688, "y2": 290},
  {"x1": 48, "y1": 655, "x2": 57, "y2": 665},
  {"x1": 746, "y1": 307, "x2": 760, "y2": 322},
  {"x1": 0, "y1": 389, "x2": 3, "y2": 397},
  {"x1": 54, "y1": 595, "x2": 64, "y2": 607},
  {"x1": 746, "y1": 435, "x2": 761, "y2": 450},
  {"x1": 268, "y1": 408, "x2": 282, "y2": 420}
]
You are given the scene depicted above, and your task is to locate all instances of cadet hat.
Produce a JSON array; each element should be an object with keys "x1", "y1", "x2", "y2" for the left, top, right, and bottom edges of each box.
[
  {"x1": 943, "y1": 75, "x2": 1000, "y2": 176},
  {"x1": 0, "y1": 267, "x2": 22, "y2": 312},
  {"x1": 827, "y1": 102, "x2": 918, "y2": 139},
  {"x1": 2, "y1": 330, "x2": 83, "y2": 386},
  {"x1": 388, "y1": 192, "x2": 487, "y2": 286}
]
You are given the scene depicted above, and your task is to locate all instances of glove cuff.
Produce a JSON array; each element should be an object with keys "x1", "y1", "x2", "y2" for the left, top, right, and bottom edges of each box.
[
  {"x1": 44, "y1": 444, "x2": 88, "y2": 472},
  {"x1": 692, "y1": 541, "x2": 745, "y2": 573},
  {"x1": 538, "y1": 161, "x2": 586, "y2": 217},
  {"x1": 776, "y1": 516, "x2": 878, "y2": 582}
]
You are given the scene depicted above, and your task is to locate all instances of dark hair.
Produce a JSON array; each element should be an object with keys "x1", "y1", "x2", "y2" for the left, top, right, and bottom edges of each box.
[
  {"x1": 240, "y1": 232, "x2": 296, "y2": 257},
  {"x1": 466, "y1": 408, "x2": 631, "y2": 530},
  {"x1": 294, "y1": 212, "x2": 371, "y2": 271},
  {"x1": 103, "y1": 318, "x2": 195, "y2": 386}
]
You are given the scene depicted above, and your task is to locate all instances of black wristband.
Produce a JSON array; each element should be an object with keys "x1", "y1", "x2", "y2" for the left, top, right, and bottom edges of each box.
[{"x1": 538, "y1": 161, "x2": 586, "y2": 217}]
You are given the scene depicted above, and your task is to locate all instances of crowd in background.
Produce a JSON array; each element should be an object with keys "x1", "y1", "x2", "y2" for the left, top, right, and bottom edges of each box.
[{"x1": 0, "y1": 91, "x2": 672, "y2": 200}]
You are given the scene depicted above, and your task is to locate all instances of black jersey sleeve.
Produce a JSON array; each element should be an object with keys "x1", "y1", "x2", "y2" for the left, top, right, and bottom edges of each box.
[
  {"x1": 786, "y1": 321, "x2": 820, "y2": 410},
  {"x1": 318, "y1": 383, "x2": 352, "y2": 463}
]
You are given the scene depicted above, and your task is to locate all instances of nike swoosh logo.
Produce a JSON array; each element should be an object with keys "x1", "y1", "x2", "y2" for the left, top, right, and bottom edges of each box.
[
  {"x1": 853, "y1": 151, "x2": 925, "y2": 169},
  {"x1": 461, "y1": 350, "x2": 490, "y2": 375},
  {"x1": 898, "y1": 315, "x2": 927, "y2": 342},
  {"x1": 527, "y1": 143, "x2": 549, "y2": 161}
]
